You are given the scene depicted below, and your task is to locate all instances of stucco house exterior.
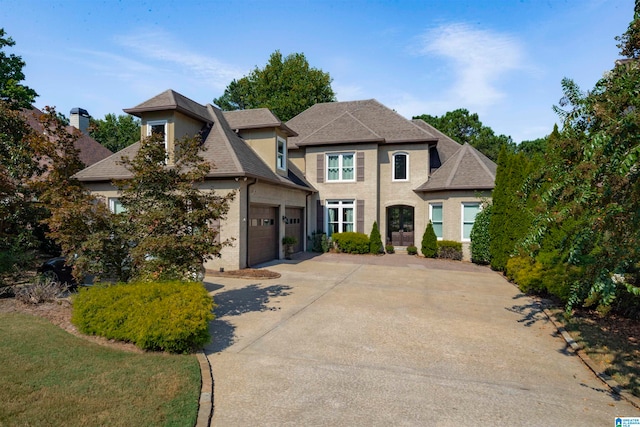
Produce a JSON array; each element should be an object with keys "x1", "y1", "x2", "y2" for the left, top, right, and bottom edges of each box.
[{"x1": 74, "y1": 90, "x2": 495, "y2": 270}]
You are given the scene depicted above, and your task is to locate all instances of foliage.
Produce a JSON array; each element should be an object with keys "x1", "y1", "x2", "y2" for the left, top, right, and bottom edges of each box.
[
  {"x1": 331, "y1": 232, "x2": 370, "y2": 254},
  {"x1": 489, "y1": 146, "x2": 537, "y2": 271},
  {"x1": 406, "y1": 245, "x2": 418, "y2": 255},
  {"x1": 89, "y1": 113, "x2": 140, "y2": 152},
  {"x1": 282, "y1": 236, "x2": 297, "y2": 246},
  {"x1": 385, "y1": 244, "x2": 395, "y2": 254},
  {"x1": 0, "y1": 28, "x2": 37, "y2": 108},
  {"x1": 421, "y1": 221, "x2": 437, "y2": 258},
  {"x1": 114, "y1": 133, "x2": 235, "y2": 281},
  {"x1": 72, "y1": 280, "x2": 214, "y2": 353},
  {"x1": 616, "y1": 1, "x2": 640, "y2": 59},
  {"x1": 14, "y1": 276, "x2": 69, "y2": 305},
  {"x1": 368, "y1": 221, "x2": 384, "y2": 254},
  {"x1": 516, "y1": 137, "x2": 548, "y2": 159},
  {"x1": 470, "y1": 202, "x2": 492, "y2": 265},
  {"x1": 437, "y1": 240, "x2": 463, "y2": 261},
  {"x1": 413, "y1": 108, "x2": 514, "y2": 161},
  {"x1": 311, "y1": 231, "x2": 330, "y2": 253},
  {"x1": 213, "y1": 50, "x2": 336, "y2": 122}
]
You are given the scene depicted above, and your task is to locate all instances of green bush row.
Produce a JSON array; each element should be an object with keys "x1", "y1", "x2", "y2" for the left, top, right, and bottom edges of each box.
[
  {"x1": 332, "y1": 232, "x2": 370, "y2": 254},
  {"x1": 72, "y1": 280, "x2": 214, "y2": 353}
]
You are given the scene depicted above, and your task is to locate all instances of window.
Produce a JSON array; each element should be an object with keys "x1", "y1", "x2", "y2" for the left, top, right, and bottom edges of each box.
[
  {"x1": 147, "y1": 120, "x2": 168, "y2": 149},
  {"x1": 326, "y1": 153, "x2": 355, "y2": 182},
  {"x1": 462, "y1": 203, "x2": 481, "y2": 241},
  {"x1": 277, "y1": 136, "x2": 286, "y2": 170},
  {"x1": 326, "y1": 200, "x2": 354, "y2": 236},
  {"x1": 430, "y1": 203, "x2": 443, "y2": 239},
  {"x1": 108, "y1": 198, "x2": 126, "y2": 214},
  {"x1": 393, "y1": 152, "x2": 409, "y2": 181}
]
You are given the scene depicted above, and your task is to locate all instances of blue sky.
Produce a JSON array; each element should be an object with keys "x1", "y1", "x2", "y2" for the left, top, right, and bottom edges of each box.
[{"x1": 3, "y1": 0, "x2": 634, "y2": 143}]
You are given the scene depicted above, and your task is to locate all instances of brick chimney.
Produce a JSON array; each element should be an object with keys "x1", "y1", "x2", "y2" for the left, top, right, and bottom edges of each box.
[{"x1": 70, "y1": 108, "x2": 90, "y2": 133}]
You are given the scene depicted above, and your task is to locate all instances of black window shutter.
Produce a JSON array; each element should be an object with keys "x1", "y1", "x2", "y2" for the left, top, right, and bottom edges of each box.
[{"x1": 316, "y1": 200, "x2": 324, "y2": 233}]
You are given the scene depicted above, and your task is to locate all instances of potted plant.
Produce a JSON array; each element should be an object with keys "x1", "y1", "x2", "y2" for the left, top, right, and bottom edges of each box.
[{"x1": 282, "y1": 236, "x2": 298, "y2": 259}]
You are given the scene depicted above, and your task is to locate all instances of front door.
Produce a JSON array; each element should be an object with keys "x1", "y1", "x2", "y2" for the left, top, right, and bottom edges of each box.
[{"x1": 387, "y1": 205, "x2": 414, "y2": 246}]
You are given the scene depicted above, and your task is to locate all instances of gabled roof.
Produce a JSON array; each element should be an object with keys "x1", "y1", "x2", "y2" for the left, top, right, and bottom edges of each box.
[
  {"x1": 286, "y1": 99, "x2": 437, "y2": 148},
  {"x1": 411, "y1": 119, "x2": 461, "y2": 165},
  {"x1": 74, "y1": 93, "x2": 314, "y2": 192},
  {"x1": 123, "y1": 89, "x2": 211, "y2": 123},
  {"x1": 223, "y1": 109, "x2": 297, "y2": 136},
  {"x1": 21, "y1": 107, "x2": 112, "y2": 167},
  {"x1": 415, "y1": 143, "x2": 497, "y2": 192}
]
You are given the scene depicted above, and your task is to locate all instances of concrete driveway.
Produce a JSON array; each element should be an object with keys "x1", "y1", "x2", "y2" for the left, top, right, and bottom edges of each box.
[{"x1": 204, "y1": 254, "x2": 638, "y2": 426}]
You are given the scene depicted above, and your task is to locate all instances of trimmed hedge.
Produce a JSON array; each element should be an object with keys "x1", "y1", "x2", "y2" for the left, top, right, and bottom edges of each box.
[
  {"x1": 385, "y1": 244, "x2": 395, "y2": 254},
  {"x1": 470, "y1": 203, "x2": 492, "y2": 265},
  {"x1": 407, "y1": 245, "x2": 418, "y2": 255},
  {"x1": 437, "y1": 240, "x2": 463, "y2": 261},
  {"x1": 332, "y1": 232, "x2": 370, "y2": 254},
  {"x1": 72, "y1": 280, "x2": 214, "y2": 353}
]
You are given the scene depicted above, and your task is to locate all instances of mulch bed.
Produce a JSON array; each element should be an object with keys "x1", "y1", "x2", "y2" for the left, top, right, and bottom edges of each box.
[{"x1": 205, "y1": 268, "x2": 281, "y2": 279}]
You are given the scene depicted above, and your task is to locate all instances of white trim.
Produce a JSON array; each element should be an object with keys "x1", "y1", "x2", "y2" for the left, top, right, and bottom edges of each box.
[
  {"x1": 146, "y1": 120, "x2": 168, "y2": 151},
  {"x1": 461, "y1": 202, "x2": 481, "y2": 242},
  {"x1": 392, "y1": 152, "x2": 409, "y2": 181},
  {"x1": 429, "y1": 202, "x2": 443, "y2": 240},
  {"x1": 325, "y1": 199, "x2": 355, "y2": 236},
  {"x1": 326, "y1": 152, "x2": 356, "y2": 182},
  {"x1": 276, "y1": 136, "x2": 287, "y2": 171},
  {"x1": 108, "y1": 197, "x2": 125, "y2": 214}
]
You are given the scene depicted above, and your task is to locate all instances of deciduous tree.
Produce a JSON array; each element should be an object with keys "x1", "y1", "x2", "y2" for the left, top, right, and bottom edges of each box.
[
  {"x1": 89, "y1": 113, "x2": 140, "y2": 152},
  {"x1": 213, "y1": 51, "x2": 336, "y2": 122}
]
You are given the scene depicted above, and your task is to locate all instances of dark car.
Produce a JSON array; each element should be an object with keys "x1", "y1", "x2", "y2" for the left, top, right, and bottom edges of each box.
[{"x1": 38, "y1": 257, "x2": 76, "y2": 287}]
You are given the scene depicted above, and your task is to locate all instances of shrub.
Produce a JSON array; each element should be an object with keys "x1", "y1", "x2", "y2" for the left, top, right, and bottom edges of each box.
[
  {"x1": 470, "y1": 203, "x2": 492, "y2": 265},
  {"x1": 310, "y1": 231, "x2": 330, "y2": 253},
  {"x1": 369, "y1": 222, "x2": 384, "y2": 254},
  {"x1": 14, "y1": 276, "x2": 69, "y2": 305},
  {"x1": 332, "y1": 232, "x2": 370, "y2": 254},
  {"x1": 72, "y1": 280, "x2": 214, "y2": 353},
  {"x1": 437, "y1": 240, "x2": 463, "y2": 261},
  {"x1": 385, "y1": 244, "x2": 395, "y2": 254},
  {"x1": 406, "y1": 245, "x2": 418, "y2": 255},
  {"x1": 421, "y1": 221, "x2": 437, "y2": 258},
  {"x1": 506, "y1": 255, "x2": 545, "y2": 294}
]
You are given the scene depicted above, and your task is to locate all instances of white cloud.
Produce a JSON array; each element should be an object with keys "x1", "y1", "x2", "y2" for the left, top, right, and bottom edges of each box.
[
  {"x1": 416, "y1": 23, "x2": 525, "y2": 108},
  {"x1": 114, "y1": 29, "x2": 244, "y2": 90}
]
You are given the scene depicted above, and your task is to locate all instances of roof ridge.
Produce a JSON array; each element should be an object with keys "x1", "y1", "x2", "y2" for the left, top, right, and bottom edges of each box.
[
  {"x1": 208, "y1": 105, "x2": 244, "y2": 173},
  {"x1": 296, "y1": 110, "x2": 351, "y2": 144},
  {"x1": 467, "y1": 144, "x2": 496, "y2": 180},
  {"x1": 343, "y1": 110, "x2": 383, "y2": 139},
  {"x1": 444, "y1": 144, "x2": 467, "y2": 188}
]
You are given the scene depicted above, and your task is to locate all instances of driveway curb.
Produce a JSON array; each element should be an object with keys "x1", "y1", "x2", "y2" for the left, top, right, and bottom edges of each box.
[
  {"x1": 195, "y1": 351, "x2": 213, "y2": 427},
  {"x1": 542, "y1": 307, "x2": 640, "y2": 410}
]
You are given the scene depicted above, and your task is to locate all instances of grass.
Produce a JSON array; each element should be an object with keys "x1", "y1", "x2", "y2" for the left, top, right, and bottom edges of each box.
[
  {"x1": 0, "y1": 312, "x2": 201, "y2": 426},
  {"x1": 552, "y1": 309, "x2": 640, "y2": 397}
]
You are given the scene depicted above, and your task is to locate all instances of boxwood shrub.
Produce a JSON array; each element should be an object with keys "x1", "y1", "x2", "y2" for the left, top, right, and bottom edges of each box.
[
  {"x1": 332, "y1": 232, "x2": 370, "y2": 254},
  {"x1": 437, "y1": 240, "x2": 463, "y2": 261},
  {"x1": 72, "y1": 280, "x2": 214, "y2": 353}
]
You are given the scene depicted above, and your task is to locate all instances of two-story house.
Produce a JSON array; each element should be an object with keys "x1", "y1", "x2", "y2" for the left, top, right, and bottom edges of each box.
[{"x1": 74, "y1": 89, "x2": 495, "y2": 271}]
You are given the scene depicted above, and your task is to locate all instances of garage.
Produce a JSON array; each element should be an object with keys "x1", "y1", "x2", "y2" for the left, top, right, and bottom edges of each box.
[
  {"x1": 284, "y1": 207, "x2": 304, "y2": 253},
  {"x1": 248, "y1": 205, "x2": 278, "y2": 266}
]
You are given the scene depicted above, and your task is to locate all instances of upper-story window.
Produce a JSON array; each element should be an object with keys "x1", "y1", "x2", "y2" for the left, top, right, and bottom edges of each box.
[
  {"x1": 147, "y1": 120, "x2": 168, "y2": 150},
  {"x1": 277, "y1": 136, "x2": 286, "y2": 171},
  {"x1": 108, "y1": 197, "x2": 126, "y2": 214},
  {"x1": 327, "y1": 153, "x2": 355, "y2": 182},
  {"x1": 393, "y1": 152, "x2": 409, "y2": 181}
]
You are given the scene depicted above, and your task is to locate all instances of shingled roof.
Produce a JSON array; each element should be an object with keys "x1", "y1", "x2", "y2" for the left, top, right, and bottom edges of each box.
[
  {"x1": 223, "y1": 109, "x2": 297, "y2": 136},
  {"x1": 123, "y1": 89, "x2": 211, "y2": 123},
  {"x1": 286, "y1": 99, "x2": 438, "y2": 148},
  {"x1": 74, "y1": 93, "x2": 313, "y2": 191},
  {"x1": 21, "y1": 107, "x2": 112, "y2": 167},
  {"x1": 415, "y1": 143, "x2": 497, "y2": 192}
]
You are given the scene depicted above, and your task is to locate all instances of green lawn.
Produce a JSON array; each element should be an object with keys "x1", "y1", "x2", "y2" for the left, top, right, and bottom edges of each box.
[{"x1": 0, "y1": 312, "x2": 200, "y2": 426}]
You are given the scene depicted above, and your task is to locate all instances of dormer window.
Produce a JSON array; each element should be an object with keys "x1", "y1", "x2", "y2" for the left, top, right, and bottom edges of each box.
[
  {"x1": 147, "y1": 120, "x2": 168, "y2": 150},
  {"x1": 277, "y1": 136, "x2": 286, "y2": 171}
]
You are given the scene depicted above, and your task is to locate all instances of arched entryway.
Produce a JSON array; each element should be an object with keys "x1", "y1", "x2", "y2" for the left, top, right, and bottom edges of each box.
[{"x1": 386, "y1": 205, "x2": 414, "y2": 246}]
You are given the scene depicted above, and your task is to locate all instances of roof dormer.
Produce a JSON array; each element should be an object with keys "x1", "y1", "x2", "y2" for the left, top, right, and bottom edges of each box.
[{"x1": 223, "y1": 109, "x2": 297, "y2": 177}]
